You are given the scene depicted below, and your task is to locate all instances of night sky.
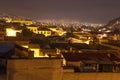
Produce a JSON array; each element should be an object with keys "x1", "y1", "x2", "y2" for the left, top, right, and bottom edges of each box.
[{"x1": 0, "y1": 0, "x2": 120, "y2": 23}]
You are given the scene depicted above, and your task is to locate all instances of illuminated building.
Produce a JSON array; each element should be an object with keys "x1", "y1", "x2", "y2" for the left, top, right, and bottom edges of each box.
[
  {"x1": 6, "y1": 28, "x2": 22, "y2": 37},
  {"x1": 38, "y1": 28, "x2": 51, "y2": 37},
  {"x1": 112, "y1": 34, "x2": 120, "y2": 40},
  {"x1": 20, "y1": 43, "x2": 48, "y2": 57},
  {"x1": 49, "y1": 28, "x2": 66, "y2": 36},
  {"x1": 3, "y1": 17, "x2": 12, "y2": 23},
  {"x1": 20, "y1": 43, "x2": 41, "y2": 58},
  {"x1": 12, "y1": 19, "x2": 33, "y2": 25},
  {"x1": 27, "y1": 25, "x2": 52, "y2": 37},
  {"x1": 16, "y1": 41, "x2": 61, "y2": 58},
  {"x1": 67, "y1": 32, "x2": 93, "y2": 44},
  {"x1": 97, "y1": 33, "x2": 108, "y2": 39},
  {"x1": 26, "y1": 25, "x2": 38, "y2": 34},
  {"x1": 28, "y1": 44, "x2": 41, "y2": 57}
]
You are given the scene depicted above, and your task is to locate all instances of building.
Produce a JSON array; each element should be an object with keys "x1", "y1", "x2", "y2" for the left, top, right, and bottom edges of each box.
[
  {"x1": 26, "y1": 25, "x2": 52, "y2": 37},
  {"x1": 49, "y1": 27, "x2": 66, "y2": 36},
  {"x1": 15, "y1": 42, "x2": 41, "y2": 58},
  {"x1": 38, "y1": 28, "x2": 52, "y2": 37},
  {"x1": 26, "y1": 25, "x2": 38, "y2": 34},
  {"x1": 6, "y1": 50, "x2": 120, "y2": 80},
  {"x1": 6, "y1": 28, "x2": 22, "y2": 37},
  {"x1": 1, "y1": 42, "x2": 120, "y2": 80},
  {"x1": 67, "y1": 32, "x2": 94, "y2": 44},
  {"x1": 12, "y1": 20, "x2": 33, "y2": 25},
  {"x1": 7, "y1": 58, "x2": 63, "y2": 80},
  {"x1": 112, "y1": 34, "x2": 120, "y2": 40},
  {"x1": 62, "y1": 51, "x2": 120, "y2": 72}
]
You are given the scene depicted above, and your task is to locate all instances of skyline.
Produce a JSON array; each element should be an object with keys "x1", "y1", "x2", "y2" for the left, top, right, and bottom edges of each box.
[{"x1": 0, "y1": 0, "x2": 120, "y2": 24}]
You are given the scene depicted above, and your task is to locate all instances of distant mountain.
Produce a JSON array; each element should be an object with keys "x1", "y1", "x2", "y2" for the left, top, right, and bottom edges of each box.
[
  {"x1": 97, "y1": 17, "x2": 120, "y2": 34},
  {"x1": 0, "y1": 12, "x2": 28, "y2": 20},
  {"x1": 105, "y1": 17, "x2": 120, "y2": 29}
]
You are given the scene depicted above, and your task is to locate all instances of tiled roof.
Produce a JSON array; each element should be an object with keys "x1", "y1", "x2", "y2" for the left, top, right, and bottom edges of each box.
[{"x1": 62, "y1": 52, "x2": 120, "y2": 64}]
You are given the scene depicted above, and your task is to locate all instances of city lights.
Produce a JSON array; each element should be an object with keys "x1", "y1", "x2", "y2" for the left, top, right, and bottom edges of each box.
[{"x1": 0, "y1": 0, "x2": 120, "y2": 80}]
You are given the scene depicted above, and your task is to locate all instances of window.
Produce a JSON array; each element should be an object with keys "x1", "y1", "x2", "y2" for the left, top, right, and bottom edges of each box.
[{"x1": 47, "y1": 31, "x2": 50, "y2": 34}]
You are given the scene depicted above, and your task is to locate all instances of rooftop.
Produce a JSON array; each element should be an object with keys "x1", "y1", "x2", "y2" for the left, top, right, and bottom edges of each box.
[{"x1": 62, "y1": 52, "x2": 120, "y2": 64}]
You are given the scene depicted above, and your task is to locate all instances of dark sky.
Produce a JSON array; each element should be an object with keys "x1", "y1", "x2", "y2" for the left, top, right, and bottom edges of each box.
[{"x1": 0, "y1": 0, "x2": 120, "y2": 23}]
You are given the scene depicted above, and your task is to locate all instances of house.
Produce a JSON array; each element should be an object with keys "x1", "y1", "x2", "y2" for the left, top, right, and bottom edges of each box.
[
  {"x1": 6, "y1": 28, "x2": 22, "y2": 37},
  {"x1": 15, "y1": 42, "x2": 41, "y2": 58},
  {"x1": 26, "y1": 25, "x2": 52, "y2": 37},
  {"x1": 112, "y1": 34, "x2": 120, "y2": 40},
  {"x1": 62, "y1": 51, "x2": 120, "y2": 72},
  {"x1": 38, "y1": 28, "x2": 52, "y2": 37},
  {"x1": 26, "y1": 25, "x2": 38, "y2": 34},
  {"x1": 49, "y1": 27, "x2": 66, "y2": 36}
]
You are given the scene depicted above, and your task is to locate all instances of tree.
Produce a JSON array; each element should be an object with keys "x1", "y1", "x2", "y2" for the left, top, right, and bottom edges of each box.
[{"x1": 21, "y1": 26, "x2": 34, "y2": 38}]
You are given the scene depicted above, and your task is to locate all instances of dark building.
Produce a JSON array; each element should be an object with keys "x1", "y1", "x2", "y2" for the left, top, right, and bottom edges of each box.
[{"x1": 62, "y1": 51, "x2": 120, "y2": 72}]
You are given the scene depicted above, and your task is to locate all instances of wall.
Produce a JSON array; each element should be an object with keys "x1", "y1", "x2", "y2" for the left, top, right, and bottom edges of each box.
[
  {"x1": 63, "y1": 72, "x2": 120, "y2": 80},
  {"x1": 7, "y1": 58, "x2": 62, "y2": 80},
  {"x1": 67, "y1": 61, "x2": 80, "y2": 67}
]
